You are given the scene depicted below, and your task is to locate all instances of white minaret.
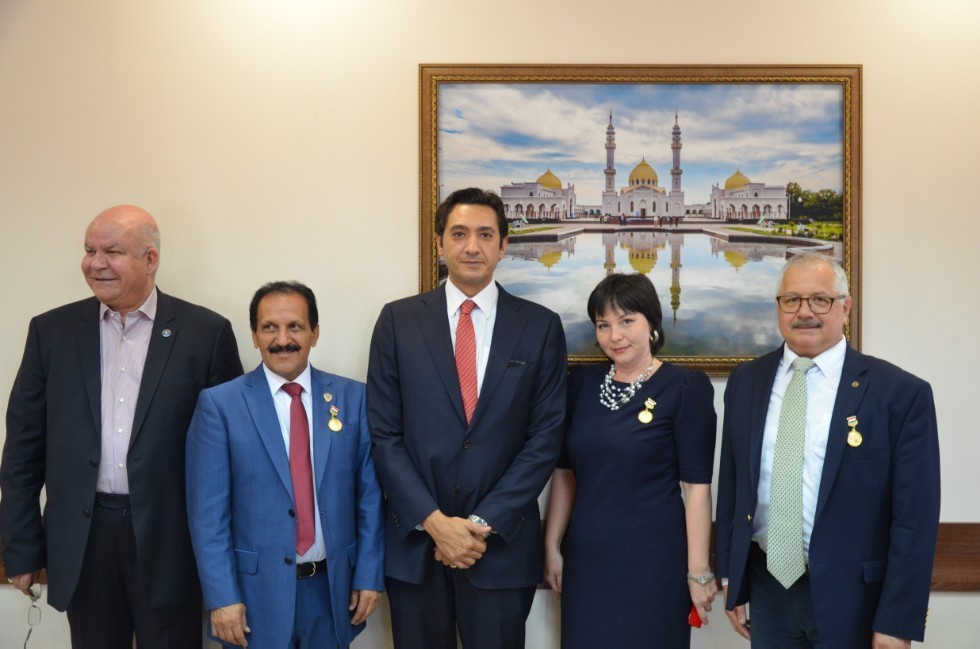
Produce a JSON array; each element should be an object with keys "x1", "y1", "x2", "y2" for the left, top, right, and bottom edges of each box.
[
  {"x1": 669, "y1": 111, "x2": 685, "y2": 218},
  {"x1": 602, "y1": 112, "x2": 618, "y2": 214}
]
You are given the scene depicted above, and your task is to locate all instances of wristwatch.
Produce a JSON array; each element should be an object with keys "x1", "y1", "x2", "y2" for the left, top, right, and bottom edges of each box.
[
  {"x1": 469, "y1": 514, "x2": 491, "y2": 538},
  {"x1": 687, "y1": 572, "x2": 715, "y2": 585}
]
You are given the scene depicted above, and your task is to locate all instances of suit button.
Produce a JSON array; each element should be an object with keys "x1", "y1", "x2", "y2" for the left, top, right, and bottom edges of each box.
[
  {"x1": 747, "y1": 514, "x2": 752, "y2": 522},
  {"x1": 89, "y1": 459, "x2": 98, "y2": 467},
  {"x1": 463, "y1": 440, "x2": 471, "y2": 449},
  {"x1": 453, "y1": 485, "x2": 460, "y2": 494},
  {"x1": 288, "y1": 509, "x2": 295, "y2": 518},
  {"x1": 284, "y1": 557, "x2": 293, "y2": 566},
  {"x1": 83, "y1": 509, "x2": 91, "y2": 518}
]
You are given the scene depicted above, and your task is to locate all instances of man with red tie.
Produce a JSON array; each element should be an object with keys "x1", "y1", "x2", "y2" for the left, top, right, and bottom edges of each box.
[
  {"x1": 367, "y1": 188, "x2": 568, "y2": 648},
  {"x1": 186, "y1": 281, "x2": 384, "y2": 648}
]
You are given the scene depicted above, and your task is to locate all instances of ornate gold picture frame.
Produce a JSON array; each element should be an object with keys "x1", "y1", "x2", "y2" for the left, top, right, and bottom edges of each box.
[{"x1": 420, "y1": 64, "x2": 861, "y2": 374}]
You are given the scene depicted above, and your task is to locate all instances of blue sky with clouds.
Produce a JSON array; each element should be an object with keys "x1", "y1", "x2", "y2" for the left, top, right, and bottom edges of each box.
[{"x1": 438, "y1": 83, "x2": 844, "y2": 204}]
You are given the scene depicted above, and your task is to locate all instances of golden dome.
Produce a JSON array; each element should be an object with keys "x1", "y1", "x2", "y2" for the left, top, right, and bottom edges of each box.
[
  {"x1": 538, "y1": 250, "x2": 563, "y2": 269},
  {"x1": 629, "y1": 158, "x2": 658, "y2": 185},
  {"x1": 536, "y1": 169, "x2": 562, "y2": 190},
  {"x1": 725, "y1": 169, "x2": 751, "y2": 190}
]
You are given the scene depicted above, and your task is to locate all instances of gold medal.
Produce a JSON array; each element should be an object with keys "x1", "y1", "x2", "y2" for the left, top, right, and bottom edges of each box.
[
  {"x1": 328, "y1": 404, "x2": 342, "y2": 432},
  {"x1": 846, "y1": 415, "x2": 862, "y2": 447},
  {"x1": 638, "y1": 398, "x2": 656, "y2": 424}
]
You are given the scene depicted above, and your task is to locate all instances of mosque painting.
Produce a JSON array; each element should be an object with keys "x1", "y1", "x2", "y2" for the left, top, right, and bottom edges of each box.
[{"x1": 430, "y1": 78, "x2": 854, "y2": 368}]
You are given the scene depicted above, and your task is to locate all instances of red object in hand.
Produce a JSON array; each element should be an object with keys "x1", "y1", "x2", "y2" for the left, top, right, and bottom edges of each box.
[{"x1": 688, "y1": 604, "x2": 702, "y2": 628}]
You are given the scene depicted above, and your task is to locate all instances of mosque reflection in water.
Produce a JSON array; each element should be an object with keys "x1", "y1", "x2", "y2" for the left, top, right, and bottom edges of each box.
[{"x1": 493, "y1": 232, "x2": 794, "y2": 358}]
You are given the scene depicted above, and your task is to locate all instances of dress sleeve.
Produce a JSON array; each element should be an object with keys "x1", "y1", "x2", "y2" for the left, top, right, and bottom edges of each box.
[
  {"x1": 556, "y1": 365, "x2": 586, "y2": 470},
  {"x1": 674, "y1": 370, "x2": 717, "y2": 484}
]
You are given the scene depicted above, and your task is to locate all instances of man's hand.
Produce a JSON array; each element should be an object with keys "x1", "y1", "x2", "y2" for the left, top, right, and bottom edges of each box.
[
  {"x1": 9, "y1": 571, "x2": 42, "y2": 597},
  {"x1": 423, "y1": 510, "x2": 489, "y2": 569},
  {"x1": 872, "y1": 632, "x2": 911, "y2": 649},
  {"x1": 211, "y1": 603, "x2": 250, "y2": 647},
  {"x1": 349, "y1": 590, "x2": 382, "y2": 625},
  {"x1": 722, "y1": 585, "x2": 750, "y2": 640}
]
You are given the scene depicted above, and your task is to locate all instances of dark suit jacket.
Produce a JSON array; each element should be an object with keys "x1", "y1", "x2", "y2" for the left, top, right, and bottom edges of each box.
[
  {"x1": 367, "y1": 284, "x2": 567, "y2": 589},
  {"x1": 715, "y1": 345, "x2": 940, "y2": 646},
  {"x1": 1, "y1": 290, "x2": 243, "y2": 611}
]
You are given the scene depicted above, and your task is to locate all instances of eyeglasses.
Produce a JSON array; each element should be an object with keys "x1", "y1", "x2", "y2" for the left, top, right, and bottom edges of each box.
[{"x1": 776, "y1": 295, "x2": 846, "y2": 314}]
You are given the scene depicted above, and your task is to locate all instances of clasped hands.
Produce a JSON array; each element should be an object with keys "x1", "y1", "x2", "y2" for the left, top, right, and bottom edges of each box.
[{"x1": 424, "y1": 510, "x2": 492, "y2": 569}]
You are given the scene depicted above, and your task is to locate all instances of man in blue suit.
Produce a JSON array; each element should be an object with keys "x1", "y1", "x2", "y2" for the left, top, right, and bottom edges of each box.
[
  {"x1": 186, "y1": 281, "x2": 384, "y2": 648},
  {"x1": 716, "y1": 253, "x2": 940, "y2": 648},
  {"x1": 367, "y1": 188, "x2": 567, "y2": 648}
]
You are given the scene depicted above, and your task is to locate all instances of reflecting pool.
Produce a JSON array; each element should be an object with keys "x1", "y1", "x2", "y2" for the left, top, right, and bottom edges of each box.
[{"x1": 494, "y1": 231, "x2": 792, "y2": 357}]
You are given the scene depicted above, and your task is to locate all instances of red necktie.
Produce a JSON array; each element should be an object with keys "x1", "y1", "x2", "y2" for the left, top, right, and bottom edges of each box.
[
  {"x1": 282, "y1": 382, "x2": 315, "y2": 555},
  {"x1": 455, "y1": 299, "x2": 478, "y2": 424}
]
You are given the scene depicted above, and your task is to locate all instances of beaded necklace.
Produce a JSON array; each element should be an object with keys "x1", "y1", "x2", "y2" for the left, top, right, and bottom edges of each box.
[{"x1": 598, "y1": 362, "x2": 655, "y2": 411}]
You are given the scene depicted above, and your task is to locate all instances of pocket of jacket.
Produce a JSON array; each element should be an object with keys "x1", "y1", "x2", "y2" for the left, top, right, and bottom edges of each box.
[
  {"x1": 862, "y1": 559, "x2": 886, "y2": 583},
  {"x1": 234, "y1": 549, "x2": 259, "y2": 575}
]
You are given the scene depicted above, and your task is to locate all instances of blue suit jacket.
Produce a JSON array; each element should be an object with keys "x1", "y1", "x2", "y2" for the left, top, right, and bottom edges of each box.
[
  {"x1": 367, "y1": 284, "x2": 567, "y2": 589},
  {"x1": 715, "y1": 345, "x2": 940, "y2": 647},
  {"x1": 186, "y1": 364, "x2": 384, "y2": 648}
]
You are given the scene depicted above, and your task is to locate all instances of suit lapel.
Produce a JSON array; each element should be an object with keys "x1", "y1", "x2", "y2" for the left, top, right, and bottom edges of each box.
[
  {"x1": 243, "y1": 366, "x2": 294, "y2": 495},
  {"x1": 417, "y1": 286, "x2": 468, "y2": 425},
  {"x1": 749, "y1": 349, "x2": 782, "y2": 489},
  {"x1": 814, "y1": 347, "x2": 870, "y2": 524},
  {"x1": 130, "y1": 291, "x2": 176, "y2": 447},
  {"x1": 470, "y1": 286, "x2": 525, "y2": 427},
  {"x1": 77, "y1": 298, "x2": 103, "y2": 435},
  {"x1": 310, "y1": 369, "x2": 333, "y2": 490}
]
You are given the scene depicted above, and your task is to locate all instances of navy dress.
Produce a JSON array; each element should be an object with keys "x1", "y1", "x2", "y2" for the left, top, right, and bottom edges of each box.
[{"x1": 558, "y1": 363, "x2": 716, "y2": 648}]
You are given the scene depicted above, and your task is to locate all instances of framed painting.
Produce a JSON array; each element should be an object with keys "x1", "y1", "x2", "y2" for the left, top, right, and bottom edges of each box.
[{"x1": 419, "y1": 64, "x2": 861, "y2": 374}]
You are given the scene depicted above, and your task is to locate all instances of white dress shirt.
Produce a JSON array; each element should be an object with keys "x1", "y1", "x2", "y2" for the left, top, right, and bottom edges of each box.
[
  {"x1": 261, "y1": 363, "x2": 326, "y2": 563},
  {"x1": 752, "y1": 336, "x2": 847, "y2": 560}
]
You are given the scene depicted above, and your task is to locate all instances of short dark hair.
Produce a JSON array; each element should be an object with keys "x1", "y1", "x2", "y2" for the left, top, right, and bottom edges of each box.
[
  {"x1": 434, "y1": 187, "x2": 508, "y2": 244},
  {"x1": 249, "y1": 281, "x2": 319, "y2": 331},
  {"x1": 587, "y1": 273, "x2": 666, "y2": 356}
]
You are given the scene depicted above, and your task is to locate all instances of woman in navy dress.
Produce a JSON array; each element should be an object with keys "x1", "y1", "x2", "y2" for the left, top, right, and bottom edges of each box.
[{"x1": 544, "y1": 273, "x2": 718, "y2": 648}]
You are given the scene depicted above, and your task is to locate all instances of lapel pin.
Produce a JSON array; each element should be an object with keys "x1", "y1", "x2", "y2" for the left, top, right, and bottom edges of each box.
[
  {"x1": 846, "y1": 415, "x2": 863, "y2": 447},
  {"x1": 638, "y1": 398, "x2": 656, "y2": 424},
  {"x1": 323, "y1": 393, "x2": 332, "y2": 403},
  {"x1": 328, "y1": 404, "x2": 343, "y2": 432},
  {"x1": 851, "y1": 381, "x2": 859, "y2": 388},
  {"x1": 161, "y1": 329, "x2": 172, "y2": 338}
]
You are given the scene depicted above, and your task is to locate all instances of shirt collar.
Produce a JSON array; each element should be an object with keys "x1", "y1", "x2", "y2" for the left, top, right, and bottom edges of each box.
[
  {"x1": 99, "y1": 287, "x2": 158, "y2": 322},
  {"x1": 781, "y1": 335, "x2": 847, "y2": 377},
  {"x1": 445, "y1": 279, "x2": 499, "y2": 319},
  {"x1": 262, "y1": 362, "x2": 313, "y2": 396}
]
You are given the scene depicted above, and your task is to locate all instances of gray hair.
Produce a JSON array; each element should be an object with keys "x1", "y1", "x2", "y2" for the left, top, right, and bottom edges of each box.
[
  {"x1": 776, "y1": 253, "x2": 849, "y2": 297},
  {"x1": 137, "y1": 222, "x2": 161, "y2": 257}
]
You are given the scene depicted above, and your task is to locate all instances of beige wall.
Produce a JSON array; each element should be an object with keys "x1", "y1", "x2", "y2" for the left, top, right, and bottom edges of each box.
[{"x1": 1, "y1": 0, "x2": 978, "y2": 646}]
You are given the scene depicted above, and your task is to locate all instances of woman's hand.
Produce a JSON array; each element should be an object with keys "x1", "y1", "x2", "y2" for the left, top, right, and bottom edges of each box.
[
  {"x1": 544, "y1": 547, "x2": 564, "y2": 594},
  {"x1": 688, "y1": 577, "x2": 719, "y2": 625}
]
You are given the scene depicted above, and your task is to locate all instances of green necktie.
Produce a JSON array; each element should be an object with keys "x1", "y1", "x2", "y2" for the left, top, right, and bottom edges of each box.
[{"x1": 768, "y1": 356, "x2": 816, "y2": 589}]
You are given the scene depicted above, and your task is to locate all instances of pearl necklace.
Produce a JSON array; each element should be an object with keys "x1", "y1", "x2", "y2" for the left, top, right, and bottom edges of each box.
[{"x1": 599, "y1": 362, "x2": 655, "y2": 411}]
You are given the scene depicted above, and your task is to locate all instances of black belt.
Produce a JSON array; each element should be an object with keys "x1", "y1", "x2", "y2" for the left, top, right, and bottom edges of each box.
[
  {"x1": 752, "y1": 541, "x2": 810, "y2": 575},
  {"x1": 297, "y1": 560, "x2": 326, "y2": 579},
  {"x1": 94, "y1": 493, "x2": 131, "y2": 510}
]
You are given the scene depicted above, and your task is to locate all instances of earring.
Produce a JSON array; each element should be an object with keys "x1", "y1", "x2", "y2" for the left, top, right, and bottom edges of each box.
[{"x1": 650, "y1": 330, "x2": 660, "y2": 343}]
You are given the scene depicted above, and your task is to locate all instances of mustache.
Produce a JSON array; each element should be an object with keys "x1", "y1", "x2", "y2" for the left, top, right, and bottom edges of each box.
[
  {"x1": 791, "y1": 318, "x2": 822, "y2": 329},
  {"x1": 268, "y1": 343, "x2": 301, "y2": 353}
]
